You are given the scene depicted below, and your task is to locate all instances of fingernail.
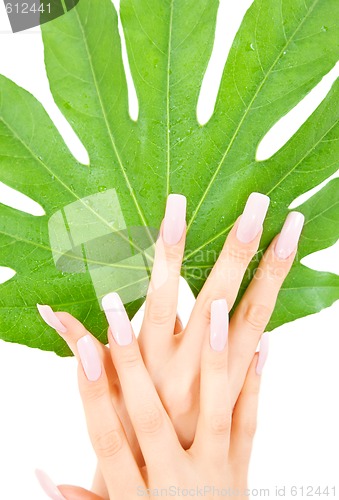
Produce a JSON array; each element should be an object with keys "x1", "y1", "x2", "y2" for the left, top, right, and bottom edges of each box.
[
  {"x1": 236, "y1": 192, "x2": 270, "y2": 243},
  {"x1": 256, "y1": 332, "x2": 269, "y2": 375},
  {"x1": 36, "y1": 304, "x2": 67, "y2": 333},
  {"x1": 163, "y1": 194, "x2": 187, "y2": 245},
  {"x1": 35, "y1": 469, "x2": 66, "y2": 500},
  {"x1": 275, "y1": 211, "x2": 305, "y2": 259},
  {"x1": 102, "y1": 292, "x2": 133, "y2": 346},
  {"x1": 210, "y1": 299, "x2": 229, "y2": 351},
  {"x1": 77, "y1": 334, "x2": 102, "y2": 381}
]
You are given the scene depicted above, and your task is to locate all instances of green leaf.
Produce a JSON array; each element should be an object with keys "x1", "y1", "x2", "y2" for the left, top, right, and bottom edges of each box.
[{"x1": 0, "y1": 0, "x2": 338, "y2": 356}]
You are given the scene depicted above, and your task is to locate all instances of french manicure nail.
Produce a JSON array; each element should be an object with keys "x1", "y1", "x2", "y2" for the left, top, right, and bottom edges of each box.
[
  {"x1": 102, "y1": 292, "x2": 133, "y2": 346},
  {"x1": 77, "y1": 334, "x2": 102, "y2": 381},
  {"x1": 36, "y1": 304, "x2": 67, "y2": 333},
  {"x1": 275, "y1": 211, "x2": 305, "y2": 259},
  {"x1": 163, "y1": 193, "x2": 187, "y2": 245},
  {"x1": 256, "y1": 332, "x2": 269, "y2": 375},
  {"x1": 210, "y1": 299, "x2": 229, "y2": 351},
  {"x1": 236, "y1": 192, "x2": 270, "y2": 243},
  {"x1": 35, "y1": 469, "x2": 66, "y2": 500}
]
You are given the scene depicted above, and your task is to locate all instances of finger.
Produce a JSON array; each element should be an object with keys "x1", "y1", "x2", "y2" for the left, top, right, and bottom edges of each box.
[
  {"x1": 191, "y1": 299, "x2": 231, "y2": 466},
  {"x1": 35, "y1": 469, "x2": 69, "y2": 500},
  {"x1": 36, "y1": 305, "x2": 113, "y2": 374},
  {"x1": 76, "y1": 333, "x2": 144, "y2": 498},
  {"x1": 58, "y1": 484, "x2": 105, "y2": 500},
  {"x1": 37, "y1": 304, "x2": 144, "y2": 467},
  {"x1": 139, "y1": 194, "x2": 186, "y2": 358},
  {"x1": 91, "y1": 464, "x2": 109, "y2": 500},
  {"x1": 35, "y1": 469, "x2": 106, "y2": 500},
  {"x1": 228, "y1": 211, "x2": 304, "y2": 405},
  {"x1": 102, "y1": 292, "x2": 182, "y2": 469},
  {"x1": 182, "y1": 192, "x2": 270, "y2": 362},
  {"x1": 229, "y1": 337, "x2": 268, "y2": 476}
]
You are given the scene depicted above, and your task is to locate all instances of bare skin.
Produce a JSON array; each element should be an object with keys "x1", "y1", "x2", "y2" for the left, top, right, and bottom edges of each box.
[{"x1": 37, "y1": 193, "x2": 303, "y2": 499}]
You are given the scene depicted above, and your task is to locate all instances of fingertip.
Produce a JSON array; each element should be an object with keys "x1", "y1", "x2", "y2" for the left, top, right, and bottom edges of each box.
[
  {"x1": 256, "y1": 332, "x2": 269, "y2": 376},
  {"x1": 35, "y1": 469, "x2": 66, "y2": 499},
  {"x1": 36, "y1": 304, "x2": 67, "y2": 334},
  {"x1": 243, "y1": 353, "x2": 260, "y2": 383},
  {"x1": 210, "y1": 298, "x2": 229, "y2": 352},
  {"x1": 162, "y1": 193, "x2": 187, "y2": 245},
  {"x1": 77, "y1": 334, "x2": 102, "y2": 382},
  {"x1": 235, "y1": 192, "x2": 270, "y2": 244},
  {"x1": 102, "y1": 293, "x2": 133, "y2": 346}
]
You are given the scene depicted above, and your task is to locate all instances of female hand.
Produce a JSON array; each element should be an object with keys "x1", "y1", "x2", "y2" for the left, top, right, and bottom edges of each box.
[
  {"x1": 36, "y1": 192, "x2": 304, "y2": 496},
  {"x1": 38, "y1": 295, "x2": 266, "y2": 500}
]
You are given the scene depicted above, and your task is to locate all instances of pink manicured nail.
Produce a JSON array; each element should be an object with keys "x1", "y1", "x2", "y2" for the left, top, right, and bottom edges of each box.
[
  {"x1": 35, "y1": 469, "x2": 66, "y2": 500},
  {"x1": 275, "y1": 211, "x2": 305, "y2": 259},
  {"x1": 256, "y1": 332, "x2": 269, "y2": 375},
  {"x1": 102, "y1": 292, "x2": 133, "y2": 346},
  {"x1": 163, "y1": 194, "x2": 187, "y2": 245},
  {"x1": 77, "y1": 335, "x2": 102, "y2": 382},
  {"x1": 210, "y1": 299, "x2": 229, "y2": 351},
  {"x1": 36, "y1": 304, "x2": 67, "y2": 333},
  {"x1": 236, "y1": 192, "x2": 270, "y2": 243}
]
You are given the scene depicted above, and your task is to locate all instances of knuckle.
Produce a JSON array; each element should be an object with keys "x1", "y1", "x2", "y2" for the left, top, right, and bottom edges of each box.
[
  {"x1": 118, "y1": 347, "x2": 141, "y2": 368},
  {"x1": 92, "y1": 429, "x2": 123, "y2": 459},
  {"x1": 164, "y1": 243, "x2": 183, "y2": 264},
  {"x1": 225, "y1": 242, "x2": 254, "y2": 265},
  {"x1": 80, "y1": 380, "x2": 107, "y2": 402},
  {"x1": 206, "y1": 352, "x2": 227, "y2": 373},
  {"x1": 208, "y1": 412, "x2": 232, "y2": 436},
  {"x1": 257, "y1": 256, "x2": 287, "y2": 282},
  {"x1": 146, "y1": 300, "x2": 175, "y2": 326},
  {"x1": 134, "y1": 403, "x2": 163, "y2": 434},
  {"x1": 241, "y1": 420, "x2": 257, "y2": 439},
  {"x1": 243, "y1": 303, "x2": 271, "y2": 332}
]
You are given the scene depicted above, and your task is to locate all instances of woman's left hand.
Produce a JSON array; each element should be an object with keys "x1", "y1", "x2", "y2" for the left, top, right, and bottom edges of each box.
[{"x1": 38, "y1": 295, "x2": 264, "y2": 500}]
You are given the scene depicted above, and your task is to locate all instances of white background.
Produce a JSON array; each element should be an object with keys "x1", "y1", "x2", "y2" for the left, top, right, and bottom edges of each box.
[{"x1": 0, "y1": 1, "x2": 339, "y2": 498}]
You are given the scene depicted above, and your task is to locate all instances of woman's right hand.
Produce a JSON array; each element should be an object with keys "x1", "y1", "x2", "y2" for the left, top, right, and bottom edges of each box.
[
  {"x1": 36, "y1": 192, "x2": 304, "y2": 497},
  {"x1": 136, "y1": 193, "x2": 303, "y2": 449}
]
